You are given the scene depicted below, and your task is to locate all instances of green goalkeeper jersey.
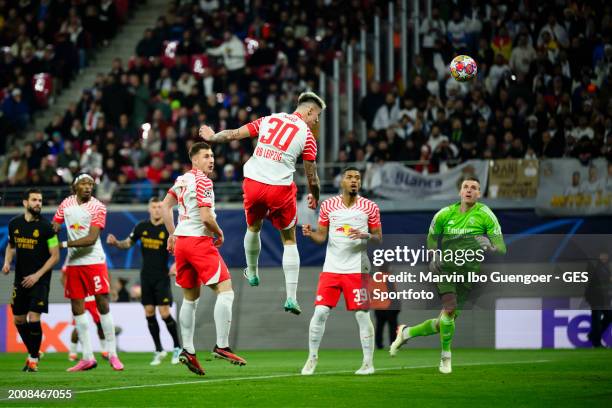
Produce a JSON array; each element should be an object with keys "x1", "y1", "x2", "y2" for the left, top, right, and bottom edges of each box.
[{"x1": 427, "y1": 202, "x2": 507, "y2": 257}]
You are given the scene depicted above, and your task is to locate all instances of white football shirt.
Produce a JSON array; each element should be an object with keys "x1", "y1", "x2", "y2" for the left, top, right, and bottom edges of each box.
[
  {"x1": 243, "y1": 112, "x2": 317, "y2": 186},
  {"x1": 167, "y1": 169, "x2": 215, "y2": 237},
  {"x1": 53, "y1": 195, "x2": 107, "y2": 266},
  {"x1": 318, "y1": 196, "x2": 381, "y2": 274}
]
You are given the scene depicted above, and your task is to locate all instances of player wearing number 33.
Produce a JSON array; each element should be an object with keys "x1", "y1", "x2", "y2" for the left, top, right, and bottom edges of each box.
[
  {"x1": 301, "y1": 167, "x2": 382, "y2": 376},
  {"x1": 199, "y1": 92, "x2": 325, "y2": 316}
]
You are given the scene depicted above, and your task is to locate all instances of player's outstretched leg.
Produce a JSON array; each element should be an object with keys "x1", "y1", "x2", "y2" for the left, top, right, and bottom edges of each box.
[
  {"x1": 439, "y1": 313, "x2": 455, "y2": 374},
  {"x1": 67, "y1": 313, "x2": 97, "y2": 372},
  {"x1": 211, "y1": 290, "x2": 246, "y2": 366},
  {"x1": 389, "y1": 318, "x2": 439, "y2": 356},
  {"x1": 243, "y1": 229, "x2": 261, "y2": 286},
  {"x1": 302, "y1": 305, "x2": 330, "y2": 375},
  {"x1": 178, "y1": 297, "x2": 205, "y2": 375},
  {"x1": 354, "y1": 311, "x2": 375, "y2": 375},
  {"x1": 282, "y1": 244, "x2": 301, "y2": 314}
]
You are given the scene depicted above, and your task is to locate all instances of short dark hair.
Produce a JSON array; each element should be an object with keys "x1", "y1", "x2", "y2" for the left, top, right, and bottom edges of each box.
[
  {"x1": 462, "y1": 176, "x2": 480, "y2": 184},
  {"x1": 189, "y1": 142, "x2": 212, "y2": 160},
  {"x1": 342, "y1": 166, "x2": 361, "y2": 175},
  {"x1": 24, "y1": 188, "x2": 42, "y2": 200},
  {"x1": 148, "y1": 197, "x2": 161, "y2": 203}
]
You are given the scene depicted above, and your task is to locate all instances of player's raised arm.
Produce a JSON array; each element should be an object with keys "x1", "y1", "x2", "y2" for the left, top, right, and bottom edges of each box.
[{"x1": 199, "y1": 124, "x2": 252, "y2": 144}]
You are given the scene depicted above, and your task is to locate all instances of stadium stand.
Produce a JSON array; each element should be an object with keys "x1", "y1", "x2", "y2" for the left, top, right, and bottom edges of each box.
[{"x1": 0, "y1": 0, "x2": 611, "y2": 204}]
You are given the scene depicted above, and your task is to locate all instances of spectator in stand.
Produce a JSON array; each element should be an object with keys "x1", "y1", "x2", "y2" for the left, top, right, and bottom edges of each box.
[
  {"x1": 1, "y1": 147, "x2": 28, "y2": 185},
  {"x1": 208, "y1": 30, "x2": 246, "y2": 83},
  {"x1": 2, "y1": 88, "x2": 30, "y2": 131}
]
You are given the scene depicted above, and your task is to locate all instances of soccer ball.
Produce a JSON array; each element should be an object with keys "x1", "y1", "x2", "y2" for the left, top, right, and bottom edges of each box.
[{"x1": 449, "y1": 55, "x2": 478, "y2": 82}]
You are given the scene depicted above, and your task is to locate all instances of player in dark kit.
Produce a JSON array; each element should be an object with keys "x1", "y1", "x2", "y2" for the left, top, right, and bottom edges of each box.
[
  {"x1": 106, "y1": 197, "x2": 181, "y2": 365},
  {"x1": 2, "y1": 189, "x2": 60, "y2": 372}
]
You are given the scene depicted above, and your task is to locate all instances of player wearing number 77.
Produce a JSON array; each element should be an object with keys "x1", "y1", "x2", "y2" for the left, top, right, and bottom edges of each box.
[
  {"x1": 200, "y1": 92, "x2": 325, "y2": 315},
  {"x1": 301, "y1": 167, "x2": 382, "y2": 375}
]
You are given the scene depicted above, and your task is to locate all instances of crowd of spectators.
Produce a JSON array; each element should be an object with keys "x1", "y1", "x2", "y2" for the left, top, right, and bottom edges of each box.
[
  {"x1": 0, "y1": 0, "x2": 132, "y2": 143},
  {"x1": 1, "y1": 0, "x2": 611, "y2": 202}
]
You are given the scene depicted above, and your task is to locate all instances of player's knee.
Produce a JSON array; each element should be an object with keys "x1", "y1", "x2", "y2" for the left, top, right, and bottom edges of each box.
[
  {"x1": 27, "y1": 312, "x2": 41, "y2": 323},
  {"x1": 313, "y1": 305, "x2": 330, "y2": 323},
  {"x1": 144, "y1": 305, "x2": 155, "y2": 317},
  {"x1": 71, "y1": 300, "x2": 85, "y2": 315},
  {"x1": 248, "y1": 221, "x2": 262, "y2": 233},
  {"x1": 442, "y1": 306, "x2": 456, "y2": 318},
  {"x1": 96, "y1": 296, "x2": 110, "y2": 314},
  {"x1": 13, "y1": 315, "x2": 27, "y2": 325},
  {"x1": 158, "y1": 306, "x2": 170, "y2": 318}
]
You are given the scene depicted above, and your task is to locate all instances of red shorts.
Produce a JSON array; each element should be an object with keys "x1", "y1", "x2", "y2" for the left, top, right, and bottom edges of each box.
[
  {"x1": 243, "y1": 178, "x2": 297, "y2": 230},
  {"x1": 64, "y1": 264, "x2": 110, "y2": 300},
  {"x1": 314, "y1": 272, "x2": 370, "y2": 311},
  {"x1": 174, "y1": 236, "x2": 231, "y2": 289}
]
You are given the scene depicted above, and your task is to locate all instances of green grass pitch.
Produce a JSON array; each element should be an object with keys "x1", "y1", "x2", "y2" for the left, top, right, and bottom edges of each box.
[{"x1": 0, "y1": 349, "x2": 611, "y2": 407}]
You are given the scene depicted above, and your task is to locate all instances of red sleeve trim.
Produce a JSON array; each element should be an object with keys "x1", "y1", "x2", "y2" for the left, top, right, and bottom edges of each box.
[{"x1": 246, "y1": 117, "x2": 263, "y2": 138}]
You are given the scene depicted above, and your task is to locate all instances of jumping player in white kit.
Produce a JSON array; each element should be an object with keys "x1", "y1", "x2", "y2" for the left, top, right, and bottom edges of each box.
[
  {"x1": 199, "y1": 92, "x2": 325, "y2": 315},
  {"x1": 301, "y1": 167, "x2": 382, "y2": 375}
]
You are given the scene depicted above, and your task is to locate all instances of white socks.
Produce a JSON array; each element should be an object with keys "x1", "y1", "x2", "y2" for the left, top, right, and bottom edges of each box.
[
  {"x1": 74, "y1": 314, "x2": 94, "y2": 361},
  {"x1": 100, "y1": 338, "x2": 107, "y2": 353},
  {"x1": 308, "y1": 305, "x2": 330, "y2": 359},
  {"x1": 355, "y1": 311, "x2": 374, "y2": 365},
  {"x1": 99, "y1": 313, "x2": 117, "y2": 357},
  {"x1": 69, "y1": 340, "x2": 78, "y2": 354},
  {"x1": 282, "y1": 244, "x2": 300, "y2": 300},
  {"x1": 244, "y1": 230, "x2": 261, "y2": 278},
  {"x1": 214, "y1": 291, "x2": 234, "y2": 348},
  {"x1": 179, "y1": 298, "x2": 198, "y2": 354}
]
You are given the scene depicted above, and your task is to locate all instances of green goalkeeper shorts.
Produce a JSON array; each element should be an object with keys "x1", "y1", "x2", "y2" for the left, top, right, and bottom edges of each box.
[{"x1": 436, "y1": 264, "x2": 479, "y2": 313}]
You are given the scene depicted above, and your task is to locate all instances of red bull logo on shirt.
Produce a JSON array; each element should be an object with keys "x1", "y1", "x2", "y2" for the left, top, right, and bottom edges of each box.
[
  {"x1": 335, "y1": 225, "x2": 351, "y2": 236},
  {"x1": 69, "y1": 223, "x2": 87, "y2": 231}
]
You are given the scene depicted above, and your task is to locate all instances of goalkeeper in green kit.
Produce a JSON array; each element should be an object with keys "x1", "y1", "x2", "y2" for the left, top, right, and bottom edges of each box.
[{"x1": 389, "y1": 176, "x2": 506, "y2": 373}]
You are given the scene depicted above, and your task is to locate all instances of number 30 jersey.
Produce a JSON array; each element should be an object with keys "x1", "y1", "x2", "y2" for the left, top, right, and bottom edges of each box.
[{"x1": 244, "y1": 112, "x2": 317, "y2": 186}]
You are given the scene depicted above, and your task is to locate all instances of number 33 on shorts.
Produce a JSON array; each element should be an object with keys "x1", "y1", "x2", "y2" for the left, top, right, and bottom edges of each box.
[{"x1": 353, "y1": 288, "x2": 368, "y2": 305}]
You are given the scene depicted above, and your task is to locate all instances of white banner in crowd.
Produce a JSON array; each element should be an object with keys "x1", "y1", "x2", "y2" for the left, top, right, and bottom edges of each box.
[
  {"x1": 368, "y1": 160, "x2": 489, "y2": 200},
  {"x1": 536, "y1": 158, "x2": 612, "y2": 216}
]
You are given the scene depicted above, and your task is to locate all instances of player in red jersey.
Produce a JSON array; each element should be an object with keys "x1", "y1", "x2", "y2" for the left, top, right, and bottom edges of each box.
[
  {"x1": 52, "y1": 174, "x2": 124, "y2": 371},
  {"x1": 301, "y1": 167, "x2": 382, "y2": 375},
  {"x1": 161, "y1": 142, "x2": 246, "y2": 376},
  {"x1": 200, "y1": 92, "x2": 325, "y2": 315}
]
